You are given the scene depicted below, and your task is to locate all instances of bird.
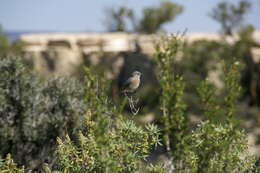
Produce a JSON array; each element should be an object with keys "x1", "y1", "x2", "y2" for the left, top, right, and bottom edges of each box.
[{"x1": 121, "y1": 71, "x2": 141, "y2": 95}]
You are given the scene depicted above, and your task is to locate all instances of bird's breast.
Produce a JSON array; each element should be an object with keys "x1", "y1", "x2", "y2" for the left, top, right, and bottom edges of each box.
[{"x1": 130, "y1": 78, "x2": 140, "y2": 90}]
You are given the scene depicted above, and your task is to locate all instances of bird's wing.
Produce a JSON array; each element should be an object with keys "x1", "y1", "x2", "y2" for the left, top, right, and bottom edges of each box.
[{"x1": 122, "y1": 77, "x2": 132, "y2": 90}]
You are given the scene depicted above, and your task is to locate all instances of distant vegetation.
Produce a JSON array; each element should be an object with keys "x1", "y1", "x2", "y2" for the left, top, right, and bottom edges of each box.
[
  {"x1": 105, "y1": 1, "x2": 183, "y2": 33},
  {"x1": 209, "y1": 0, "x2": 251, "y2": 35},
  {"x1": 0, "y1": 25, "x2": 24, "y2": 57}
]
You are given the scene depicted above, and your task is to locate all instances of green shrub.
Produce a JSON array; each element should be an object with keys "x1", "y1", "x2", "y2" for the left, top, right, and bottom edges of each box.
[
  {"x1": 154, "y1": 35, "x2": 256, "y2": 172},
  {"x1": 52, "y1": 67, "x2": 165, "y2": 173},
  {"x1": 0, "y1": 57, "x2": 86, "y2": 171},
  {"x1": 154, "y1": 35, "x2": 188, "y2": 167},
  {"x1": 56, "y1": 121, "x2": 163, "y2": 173},
  {"x1": 0, "y1": 154, "x2": 24, "y2": 173},
  {"x1": 182, "y1": 121, "x2": 254, "y2": 172},
  {"x1": 0, "y1": 26, "x2": 24, "y2": 57}
]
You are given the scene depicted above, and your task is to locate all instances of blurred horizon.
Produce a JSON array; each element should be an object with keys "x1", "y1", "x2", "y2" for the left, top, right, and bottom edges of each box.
[{"x1": 1, "y1": 0, "x2": 260, "y2": 35}]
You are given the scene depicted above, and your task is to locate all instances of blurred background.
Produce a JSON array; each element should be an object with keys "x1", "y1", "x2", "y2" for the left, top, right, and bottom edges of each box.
[{"x1": 1, "y1": 0, "x2": 260, "y2": 171}]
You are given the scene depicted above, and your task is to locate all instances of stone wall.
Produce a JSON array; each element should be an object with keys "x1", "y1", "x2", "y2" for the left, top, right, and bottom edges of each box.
[{"x1": 20, "y1": 31, "x2": 260, "y2": 76}]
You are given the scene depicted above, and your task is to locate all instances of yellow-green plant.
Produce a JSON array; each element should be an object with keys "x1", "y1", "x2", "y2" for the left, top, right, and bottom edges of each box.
[
  {"x1": 154, "y1": 34, "x2": 189, "y2": 172},
  {"x1": 154, "y1": 35, "x2": 256, "y2": 172},
  {"x1": 54, "y1": 67, "x2": 165, "y2": 173},
  {"x1": 0, "y1": 154, "x2": 24, "y2": 173}
]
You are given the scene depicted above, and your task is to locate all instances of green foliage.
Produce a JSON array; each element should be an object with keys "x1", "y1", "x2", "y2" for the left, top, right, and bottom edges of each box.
[
  {"x1": 56, "y1": 121, "x2": 163, "y2": 173},
  {"x1": 54, "y1": 67, "x2": 165, "y2": 173},
  {"x1": 183, "y1": 121, "x2": 254, "y2": 173},
  {"x1": 209, "y1": 0, "x2": 251, "y2": 35},
  {"x1": 233, "y1": 25, "x2": 260, "y2": 105},
  {"x1": 0, "y1": 57, "x2": 86, "y2": 171},
  {"x1": 0, "y1": 25, "x2": 24, "y2": 57},
  {"x1": 232, "y1": 25, "x2": 258, "y2": 63},
  {"x1": 197, "y1": 79, "x2": 220, "y2": 121},
  {"x1": 0, "y1": 26, "x2": 9, "y2": 57},
  {"x1": 154, "y1": 35, "x2": 187, "y2": 163},
  {"x1": 222, "y1": 61, "x2": 242, "y2": 120},
  {"x1": 179, "y1": 40, "x2": 230, "y2": 115},
  {"x1": 186, "y1": 61, "x2": 255, "y2": 173},
  {"x1": 181, "y1": 40, "x2": 224, "y2": 78},
  {"x1": 105, "y1": 1, "x2": 183, "y2": 34},
  {"x1": 0, "y1": 154, "x2": 24, "y2": 173},
  {"x1": 137, "y1": 1, "x2": 183, "y2": 34},
  {"x1": 154, "y1": 35, "x2": 256, "y2": 172},
  {"x1": 105, "y1": 7, "x2": 134, "y2": 32},
  {"x1": 178, "y1": 24, "x2": 259, "y2": 115}
]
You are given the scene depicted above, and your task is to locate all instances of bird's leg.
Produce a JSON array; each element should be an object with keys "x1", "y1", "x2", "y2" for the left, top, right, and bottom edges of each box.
[
  {"x1": 128, "y1": 95, "x2": 139, "y2": 115},
  {"x1": 123, "y1": 92, "x2": 140, "y2": 115}
]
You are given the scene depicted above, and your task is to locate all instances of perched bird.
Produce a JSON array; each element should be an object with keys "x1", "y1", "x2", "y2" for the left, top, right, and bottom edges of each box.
[{"x1": 121, "y1": 71, "x2": 141, "y2": 95}]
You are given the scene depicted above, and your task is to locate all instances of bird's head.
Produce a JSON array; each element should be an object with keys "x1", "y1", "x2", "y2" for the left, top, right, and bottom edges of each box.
[{"x1": 132, "y1": 71, "x2": 141, "y2": 77}]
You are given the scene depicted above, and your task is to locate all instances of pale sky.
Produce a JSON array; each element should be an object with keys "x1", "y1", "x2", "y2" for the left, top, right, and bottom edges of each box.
[{"x1": 0, "y1": 0, "x2": 260, "y2": 33}]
